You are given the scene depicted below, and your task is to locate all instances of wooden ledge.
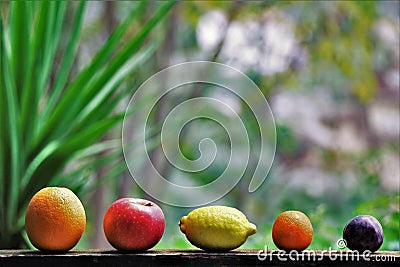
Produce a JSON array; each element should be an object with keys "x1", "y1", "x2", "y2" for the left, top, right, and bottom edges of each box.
[{"x1": 0, "y1": 249, "x2": 399, "y2": 266}]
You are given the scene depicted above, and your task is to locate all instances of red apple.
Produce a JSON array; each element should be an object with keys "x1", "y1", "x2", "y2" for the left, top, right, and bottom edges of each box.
[{"x1": 103, "y1": 198, "x2": 165, "y2": 251}]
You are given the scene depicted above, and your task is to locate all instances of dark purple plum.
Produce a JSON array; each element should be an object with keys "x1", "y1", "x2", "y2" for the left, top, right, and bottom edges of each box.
[{"x1": 343, "y1": 215, "x2": 383, "y2": 252}]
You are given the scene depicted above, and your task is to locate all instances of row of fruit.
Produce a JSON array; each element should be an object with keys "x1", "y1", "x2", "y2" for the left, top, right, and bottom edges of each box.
[{"x1": 25, "y1": 187, "x2": 384, "y2": 252}]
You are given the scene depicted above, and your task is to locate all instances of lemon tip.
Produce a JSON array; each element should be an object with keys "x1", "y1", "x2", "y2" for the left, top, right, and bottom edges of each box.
[
  {"x1": 179, "y1": 216, "x2": 187, "y2": 233},
  {"x1": 248, "y1": 223, "x2": 257, "y2": 236}
]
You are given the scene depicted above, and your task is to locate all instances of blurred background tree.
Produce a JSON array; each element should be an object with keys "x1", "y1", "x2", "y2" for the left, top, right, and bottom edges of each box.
[{"x1": 1, "y1": 0, "x2": 399, "y2": 250}]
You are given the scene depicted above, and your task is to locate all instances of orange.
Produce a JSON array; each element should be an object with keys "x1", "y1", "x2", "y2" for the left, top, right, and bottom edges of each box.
[
  {"x1": 272, "y1": 210, "x2": 313, "y2": 251},
  {"x1": 25, "y1": 187, "x2": 86, "y2": 251}
]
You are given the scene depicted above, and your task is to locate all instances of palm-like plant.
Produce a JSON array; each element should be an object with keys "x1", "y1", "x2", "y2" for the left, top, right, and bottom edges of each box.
[{"x1": 0, "y1": 0, "x2": 175, "y2": 248}]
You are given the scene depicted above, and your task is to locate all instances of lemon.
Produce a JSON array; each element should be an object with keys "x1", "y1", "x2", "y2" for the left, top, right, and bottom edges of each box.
[{"x1": 179, "y1": 206, "x2": 257, "y2": 251}]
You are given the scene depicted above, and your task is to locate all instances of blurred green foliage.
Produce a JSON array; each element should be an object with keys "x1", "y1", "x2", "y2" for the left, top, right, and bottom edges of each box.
[
  {"x1": 146, "y1": 0, "x2": 399, "y2": 251},
  {"x1": 0, "y1": 0, "x2": 175, "y2": 248}
]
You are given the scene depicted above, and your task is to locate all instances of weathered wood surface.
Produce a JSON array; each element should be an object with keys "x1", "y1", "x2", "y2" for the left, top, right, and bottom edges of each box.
[{"x1": 0, "y1": 249, "x2": 399, "y2": 267}]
